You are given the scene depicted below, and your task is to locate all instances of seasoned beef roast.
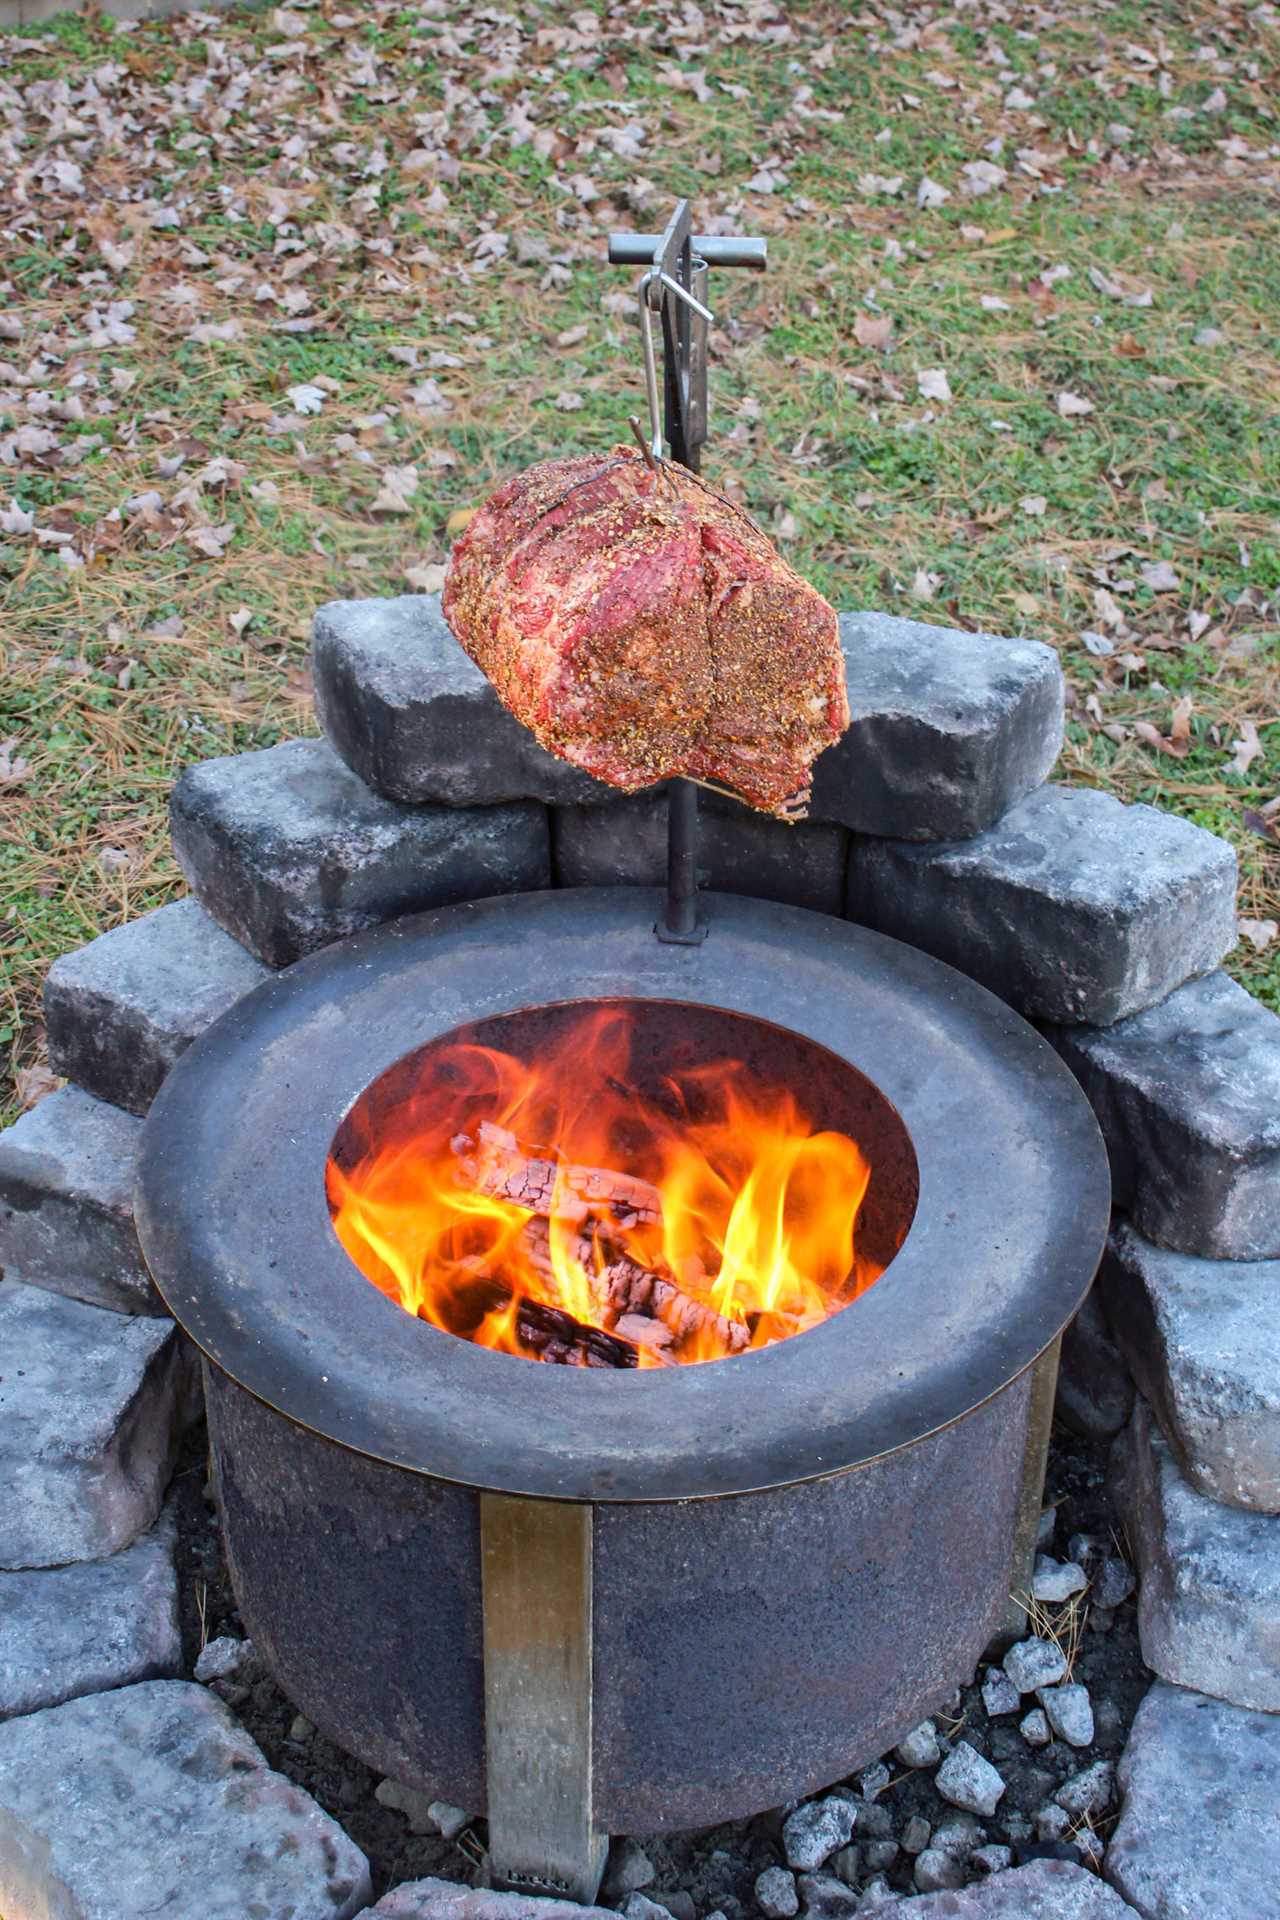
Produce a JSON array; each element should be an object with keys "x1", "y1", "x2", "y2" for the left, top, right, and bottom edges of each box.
[{"x1": 442, "y1": 445, "x2": 848, "y2": 818}]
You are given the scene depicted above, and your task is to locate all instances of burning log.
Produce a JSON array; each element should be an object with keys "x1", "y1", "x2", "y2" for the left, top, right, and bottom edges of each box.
[
  {"x1": 452, "y1": 1122, "x2": 663, "y2": 1231},
  {"x1": 451, "y1": 1128, "x2": 750, "y2": 1360},
  {"x1": 599, "y1": 1252, "x2": 750, "y2": 1356}
]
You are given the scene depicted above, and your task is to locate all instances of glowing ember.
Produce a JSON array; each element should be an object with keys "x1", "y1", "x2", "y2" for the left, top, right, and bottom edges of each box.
[{"x1": 327, "y1": 1005, "x2": 882, "y2": 1368}]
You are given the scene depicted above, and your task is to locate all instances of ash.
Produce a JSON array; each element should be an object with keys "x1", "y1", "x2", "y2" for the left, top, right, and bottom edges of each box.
[{"x1": 172, "y1": 1424, "x2": 1151, "y2": 1908}]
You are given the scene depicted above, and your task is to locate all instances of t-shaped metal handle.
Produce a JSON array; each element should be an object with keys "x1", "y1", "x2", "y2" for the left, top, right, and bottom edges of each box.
[{"x1": 608, "y1": 199, "x2": 766, "y2": 473}]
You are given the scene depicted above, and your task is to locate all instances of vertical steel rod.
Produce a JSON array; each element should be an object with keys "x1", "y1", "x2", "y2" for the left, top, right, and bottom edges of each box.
[
  {"x1": 481, "y1": 1493, "x2": 607, "y2": 1904},
  {"x1": 659, "y1": 776, "x2": 705, "y2": 943}
]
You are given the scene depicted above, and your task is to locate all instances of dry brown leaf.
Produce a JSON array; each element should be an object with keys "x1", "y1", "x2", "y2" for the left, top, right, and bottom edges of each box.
[
  {"x1": 1229, "y1": 720, "x2": 1263, "y2": 778},
  {"x1": 854, "y1": 311, "x2": 894, "y2": 351}
]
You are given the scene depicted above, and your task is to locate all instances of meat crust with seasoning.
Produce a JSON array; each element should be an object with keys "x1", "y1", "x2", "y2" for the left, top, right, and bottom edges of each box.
[{"x1": 442, "y1": 445, "x2": 848, "y2": 818}]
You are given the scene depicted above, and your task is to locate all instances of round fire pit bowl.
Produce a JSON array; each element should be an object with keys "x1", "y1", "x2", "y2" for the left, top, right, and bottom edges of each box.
[{"x1": 136, "y1": 887, "x2": 1109, "y2": 1899}]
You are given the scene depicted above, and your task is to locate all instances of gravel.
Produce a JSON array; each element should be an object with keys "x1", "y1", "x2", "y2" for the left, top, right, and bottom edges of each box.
[
  {"x1": 935, "y1": 1744, "x2": 1006, "y2": 1818},
  {"x1": 1002, "y1": 1637, "x2": 1069, "y2": 1695}
]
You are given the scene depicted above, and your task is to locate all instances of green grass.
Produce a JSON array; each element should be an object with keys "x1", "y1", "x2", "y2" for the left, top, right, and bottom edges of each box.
[{"x1": 2, "y1": 0, "x2": 1278, "y2": 1117}]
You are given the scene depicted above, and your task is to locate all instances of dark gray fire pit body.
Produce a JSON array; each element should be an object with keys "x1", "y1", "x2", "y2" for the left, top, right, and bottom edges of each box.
[{"x1": 135, "y1": 888, "x2": 1109, "y2": 1899}]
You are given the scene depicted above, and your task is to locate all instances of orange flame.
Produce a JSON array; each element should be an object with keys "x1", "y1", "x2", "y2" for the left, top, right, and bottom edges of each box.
[{"x1": 327, "y1": 1006, "x2": 882, "y2": 1368}]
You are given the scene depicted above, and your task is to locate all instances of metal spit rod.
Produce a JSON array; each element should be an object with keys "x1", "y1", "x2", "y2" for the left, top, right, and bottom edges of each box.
[{"x1": 608, "y1": 200, "x2": 767, "y2": 947}]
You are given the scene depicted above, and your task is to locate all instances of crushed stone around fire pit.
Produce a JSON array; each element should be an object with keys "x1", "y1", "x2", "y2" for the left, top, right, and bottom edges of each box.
[{"x1": 171, "y1": 1423, "x2": 1152, "y2": 1908}]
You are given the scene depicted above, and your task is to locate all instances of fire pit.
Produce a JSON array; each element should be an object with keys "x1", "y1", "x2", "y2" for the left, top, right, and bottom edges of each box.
[{"x1": 135, "y1": 885, "x2": 1109, "y2": 1901}]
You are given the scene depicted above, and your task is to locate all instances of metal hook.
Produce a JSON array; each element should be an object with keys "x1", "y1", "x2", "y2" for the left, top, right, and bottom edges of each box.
[{"x1": 636, "y1": 266, "x2": 716, "y2": 464}]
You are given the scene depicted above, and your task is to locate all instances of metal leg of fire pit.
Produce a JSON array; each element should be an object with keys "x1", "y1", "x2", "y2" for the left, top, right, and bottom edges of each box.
[
  {"x1": 990, "y1": 1333, "x2": 1063, "y2": 1652},
  {"x1": 480, "y1": 1493, "x2": 608, "y2": 1904}
]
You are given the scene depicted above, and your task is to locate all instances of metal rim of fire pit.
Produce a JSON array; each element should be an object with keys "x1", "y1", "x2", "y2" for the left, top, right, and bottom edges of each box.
[{"x1": 136, "y1": 887, "x2": 1110, "y2": 1503}]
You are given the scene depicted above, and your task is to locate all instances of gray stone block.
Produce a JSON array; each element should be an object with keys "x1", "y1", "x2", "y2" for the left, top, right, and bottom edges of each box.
[
  {"x1": 554, "y1": 789, "x2": 848, "y2": 916},
  {"x1": 368, "y1": 1881, "x2": 616, "y2": 1920},
  {"x1": 169, "y1": 737, "x2": 552, "y2": 967},
  {"x1": 848, "y1": 785, "x2": 1237, "y2": 1025},
  {"x1": 44, "y1": 898, "x2": 271, "y2": 1117},
  {"x1": 812, "y1": 611, "x2": 1063, "y2": 839},
  {"x1": 1111, "y1": 1401, "x2": 1280, "y2": 1711},
  {"x1": 893, "y1": 1859, "x2": 1137, "y2": 1914},
  {"x1": 1047, "y1": 970, "x2": 1280, "y2": 1259},
  {"x1": 0, "y1": 1087, "x2": 154, "y2": 1314},
  {"x1": 1107, "y1": 1682, "x2": 1280, "y2": 1920},
  {"x1": 313, "y1": 596, "x2": 1063, "y2": 844},
  {"x1": 0, "y1": 1279, "x2": 192, "y2": 1569},
  {"x1": 313, "y1": 593, "x2": 613, "y2": 806},
  {"x1": 0, "y1": 1680, "x2": 371, "y2": 1920},
  {"x1": 0, "y1": 1509, "x2": 180, "y2": 1720},
  {"x1": 1055, "y1": 1287, "x2": 1134, "y2": 1441},
  {"x1": 1102, "y1": 1221, "x2": 1280, "y2": 1512}
]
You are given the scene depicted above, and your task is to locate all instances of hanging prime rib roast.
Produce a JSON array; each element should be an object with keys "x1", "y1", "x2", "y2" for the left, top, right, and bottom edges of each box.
[{"x1": 442, "y1": 445, "x2": 848, "y2": 818}]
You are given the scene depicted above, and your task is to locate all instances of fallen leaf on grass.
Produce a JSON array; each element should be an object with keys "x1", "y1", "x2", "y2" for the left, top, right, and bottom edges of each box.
[
  {"x1": 854, "y1": 311, "x2": 894, "y2": 350},
  {"x1": 446, "y1": 506, "x2": 477, "y2": 536},
  {"x1": 184, "y1": 521, "x2": 234, "y2": 559},
  {"x1": 911, "y1": 568, "x2": 940, "y2": 601},
  {"x1": 228, "y1": 607, "x2": 253, "y2": 637},
  {"x1": 554, "y1": 391, "x2": 584, "y2": 412},
  {"x1": 1057, "y1": 391, "x2": 1094, "y2": 418},
  {"x1": 371, "y1": 464, "x2": 420, "y2": 515},
  {"x1": 1020, "y1": 495, "x2": 1047, "y2": 517},
  {"x1": 1134, "y1": 696, "x2": 1193, "y2": 759},
  {"x1": 556, "y1": 324, "x2": 588, "y2": 348},
  {"x1": 1238, "y1": 918, "x2": 1279, "y2": 955},
  {"x1": 917, "y1": 367, "x2": 952, "y2": 403},
  {"x1": 1140, "y1": 559, "x2": 1180, "y2": 591},
  {"x1": 0, "y1": 737, "x2": 32, "y2": 784},
  {"x1": 16, "y1": 1064, "x2": 62, "y2": 1110},
  {"x1": 406, "y1": 561, "x2": 447, "y2": 593},
  {"x1": 286, "y1": 383, "x2": 326, "y2": 415},
  {"x1": 1229, "y1": 721, "x2": 1263, "y2": 777}
]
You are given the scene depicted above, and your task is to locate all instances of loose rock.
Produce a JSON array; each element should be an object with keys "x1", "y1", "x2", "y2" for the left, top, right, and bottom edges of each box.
[
  {"x1": 935, "y1": 1742, "x2": 1006, "y2": 1818},
  {"x1": 1038, "y1": 1683, "x2": 1095, "y2": 1748},
  {"x1": 797, "y1": 1872, "x2": 861, "y2": 1920},
  {"x1": 0, "y1": 1279, "x2": 193, "y2": 1569},
  {"x1": 1020, "y1": 1708, "x2": 1051, "y2": 1748},
  {"x1": 784, "y1": 1797, "x2": 858, "y2": 1872},
  {"x1": 1101, "y1": 1219, "x2": 1280, "y2": 1511},
  {"x1": 0, "y1": 1087, "x2": 154, "y2": 1315},
  {"x1": 1111, "y1": 1401, "x2": 1280, "y2": 1710},
  {"x1": 902, "y1": 1816, "x2": 932, "y2": 1855},
  {"x1": 193, "y1": 1633, "x2": 255, "y2": 1683},
  {"x1": 1003, "y1": 1636, "x2": 1068, "y2": 1694},
  {"x1": 0, "y1": 1510, "x2": 179, "y2": 1720},
  {"x1": 368, "y1": 1880, "x2": 617, "y2": 1920},
  {"x1": 0, "y1": 1679, "x2": 370, "y2": 1919},
  {"x1": 971, "y1": 1845, "x2": 1013, "y2": 1875},
  {"x1": 44, "y1": 899, "x2": 271, "y2": 1118},
  {"x1": 170, "y1": 737, "x2": 551, "y2": 967},
  {"x1": 1055, "y1": 1761, "x2": 1115, "y2": 1819},
  {"x1": 603, "y1": 1840, "x2": 656, "y2": 1901},
  {"x1": 1046, "y1": 970, "x2": 1280, "y2": 1260},
  {"x1": 1032, "y1": 1557, "x2": 1088, "y2": 1602},
  {"x1": 895, "y1": 1720, "x2": 941, "y2": 1767},
  {"x1": 981, "y1": 1669, "x2": 1021, "y2": 1718},
  {"x1": 756, "y1": 1867, "x2": 799, "y2": 1918},
  {"x1": 896, "y1": 1860, "x2": 1136, "y2": 1914},
  {"x1": 848, "y1": 784, "x2": 1236, "y2": 1025},
  {"x1": 913, "y1": 1850, "x2": 964, "y2": 1893},
  {"x1": 1107, "y1": 1683, "x2": 1280, "y2": 1920}
]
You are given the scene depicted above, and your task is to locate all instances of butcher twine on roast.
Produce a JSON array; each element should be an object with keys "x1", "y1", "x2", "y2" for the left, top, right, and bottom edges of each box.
[{"x1": 442, "y1": 445, "x2": 848, "y2": 819}]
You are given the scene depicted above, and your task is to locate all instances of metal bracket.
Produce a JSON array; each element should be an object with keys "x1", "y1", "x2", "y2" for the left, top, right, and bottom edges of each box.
[{"x1": 481, "y1": 1493, "x2": 607, "y2": 1904}]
